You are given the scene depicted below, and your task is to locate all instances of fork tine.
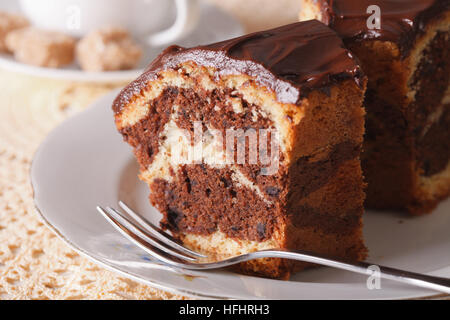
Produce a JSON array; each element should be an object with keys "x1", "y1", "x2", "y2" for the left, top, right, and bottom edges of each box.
[
  {"x1": 97, "y1": 206, "x2": 187, "y2": 267},
  {"x1": 97, "y1": 206, "x2": 197, "y2": 262},
  {"x1": 118, "y1": 201, "x2": 206, "y2": 258}
]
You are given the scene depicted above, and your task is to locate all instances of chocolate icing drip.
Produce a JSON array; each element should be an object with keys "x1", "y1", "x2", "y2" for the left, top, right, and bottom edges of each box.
[
  {"x1": 316, "y1": 0, "x2": 449, "y2": 56},
  {"x1": 113, "y1": 20, "x2": 364, "y2": 112}
]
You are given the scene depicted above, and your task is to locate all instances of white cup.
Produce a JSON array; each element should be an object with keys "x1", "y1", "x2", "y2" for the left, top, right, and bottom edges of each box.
[{"x1": 19, "y1": 0, "x2": 200, "y2": 46}]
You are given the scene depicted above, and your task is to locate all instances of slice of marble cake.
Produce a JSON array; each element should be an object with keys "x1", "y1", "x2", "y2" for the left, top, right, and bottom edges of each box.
[
  {"x1": 113, "y1": 21, "x2": 368, "y2": 279},
  {"x1": 300, "y1": 0, "x2": 450, "y2": 214}
]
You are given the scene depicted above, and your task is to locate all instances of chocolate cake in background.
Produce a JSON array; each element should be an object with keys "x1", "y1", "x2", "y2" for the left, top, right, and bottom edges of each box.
[
  {"x1": 299, "y1": 0, "x2": 450, "y2": 214},
  {"x1": 113, "y1": 21, "x2": 368, "y2": 279}
]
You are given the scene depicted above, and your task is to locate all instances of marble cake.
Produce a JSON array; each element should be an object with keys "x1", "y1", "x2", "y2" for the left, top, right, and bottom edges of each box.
[
  {"x1": 300, "y1": 0, "x2": 450, "y2": 214},
  {"x1": 113, "y1": 21, "x2": 368, "y2": 279}
]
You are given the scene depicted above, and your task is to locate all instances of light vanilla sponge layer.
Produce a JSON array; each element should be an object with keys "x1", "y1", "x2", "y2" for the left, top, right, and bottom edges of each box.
[
  {"x1": 180, "y1": 230, "x2": 281, "y2": 262},
  {"x1": 418, "y1": 160, "x2": 450, "y2": 205},
  {"x1": 180, "y1": 222, "x2": 366, "y2": 276}
]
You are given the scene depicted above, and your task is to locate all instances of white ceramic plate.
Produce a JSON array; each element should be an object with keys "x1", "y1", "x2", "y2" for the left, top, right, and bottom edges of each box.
[
  {"x1": 0, "y1": 1, "x2": 243, "y2": 82},
  {"x1": 31, "y1": 90, "x2": 450, "y2": 299}
]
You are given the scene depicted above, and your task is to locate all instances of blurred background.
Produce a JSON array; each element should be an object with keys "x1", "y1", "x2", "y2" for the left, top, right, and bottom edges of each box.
[{"x1": 206, "y1": 0, "x2": 301, "y2": 32}]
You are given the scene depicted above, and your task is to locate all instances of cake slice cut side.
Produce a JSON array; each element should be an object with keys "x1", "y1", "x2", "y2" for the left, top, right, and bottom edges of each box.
[{"x1": 113, "y1": 21, "x2": 368, "y2": 279}]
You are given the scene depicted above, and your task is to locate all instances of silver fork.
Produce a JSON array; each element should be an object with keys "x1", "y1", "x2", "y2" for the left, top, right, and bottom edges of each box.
[{"x1": 97, "y1": 201, "x2": 450, "y2": 294}]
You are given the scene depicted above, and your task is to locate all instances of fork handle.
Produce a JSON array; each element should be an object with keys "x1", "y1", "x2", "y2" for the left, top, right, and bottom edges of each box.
[{"x1": 257, "y1": 250, "x2": 450, "y2": 294}]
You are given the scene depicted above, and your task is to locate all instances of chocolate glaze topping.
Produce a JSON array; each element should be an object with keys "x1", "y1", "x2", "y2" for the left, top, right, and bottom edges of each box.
[
  {"x1": 113, "y1": 20, "x2": 364, "y2": 113},
  {"x1": 315, "y1": 0, "x2": 449, "y2": 56}
]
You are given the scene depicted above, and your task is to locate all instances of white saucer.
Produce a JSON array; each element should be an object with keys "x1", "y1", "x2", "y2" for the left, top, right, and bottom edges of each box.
[
  {"x1": 0, "y1": 1, "x2": 243, "y2": 82},
  {"x1": 31, "y1": 90, "x2": 450, "y2": 299}
]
